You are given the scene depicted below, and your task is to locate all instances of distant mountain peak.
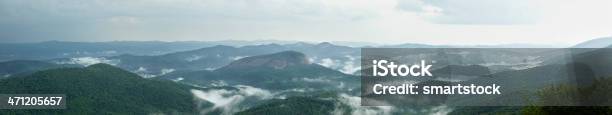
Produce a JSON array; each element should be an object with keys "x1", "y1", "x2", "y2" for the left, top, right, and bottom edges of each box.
[
  {"x1": 85, "y1": 63, "x2": 132, "y2": 74},
  {"x1": 182, "y1": 45, "x2": 237, "y2": 54},
  {"x1": 209, "y1": 45, "x2": 235, "y2": 49},
  {"x1": 87, "y1": 63, "x2": 115, "y2": 68},
  {"x1": 218, "y1": 51, "x2": 309, "y2": 70},
  {"x1": 316, "y1": 42, "x2": 334, "y2": 47},
  {"x1": 290, "y1": 42, "x2": 313, "y2": 46}
]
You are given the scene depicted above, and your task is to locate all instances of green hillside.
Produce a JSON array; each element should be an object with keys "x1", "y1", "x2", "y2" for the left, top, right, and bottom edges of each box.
[
  {"x1": 0, "y1": 63, "x2": 198, "y2": 114},
  {"x1": 0, "y1": 60, "x2": 80, "y2": 78},
  {"x1": 159, "y1": 51, "x2": 358, "y2": 91},
  {"x1": 236, "y1": 97, "x2": 336, "y2": 115}
]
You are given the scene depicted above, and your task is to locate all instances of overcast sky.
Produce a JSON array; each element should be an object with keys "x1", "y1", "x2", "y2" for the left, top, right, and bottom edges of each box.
[{"x1": 1, "y1": 0, "x2": 611, "y2": 45}]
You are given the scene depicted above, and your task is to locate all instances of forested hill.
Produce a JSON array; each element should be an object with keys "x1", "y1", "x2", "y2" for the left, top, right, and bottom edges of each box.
[{"x1": 0, "y1": 63, "x2": 199, "y2": 114}]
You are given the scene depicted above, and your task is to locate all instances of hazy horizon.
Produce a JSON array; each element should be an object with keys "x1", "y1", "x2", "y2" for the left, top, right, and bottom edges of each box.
[{"x1": 0, "y1": 39, "x2": 573, "y2": 47}]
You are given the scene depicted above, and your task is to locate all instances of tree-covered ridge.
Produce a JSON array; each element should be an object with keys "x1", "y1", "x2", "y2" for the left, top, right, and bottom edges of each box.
[
  {"x1": 159, "y1": 51, "x2": 359, "y2": 91},
  {"x1": 450, "y1": 77, "x2": 612, "y2": 115},
  {"x1": 236, "y1": 97, "x2": 336, "y2": 115},
  {"x1": 520, "y1": 77, "x2": 612, "y2": 114},
  {"x1": 0, "y1": 60, "x2": 81, "y2": 78},
  {"x1": 0, "y1": 63, "x2": 197, "y2": 115}
]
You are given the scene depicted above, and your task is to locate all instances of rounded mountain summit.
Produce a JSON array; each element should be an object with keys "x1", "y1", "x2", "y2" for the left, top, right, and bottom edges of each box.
[{"x1": 218, "y1": 51, "x2": 309, "y2": 70}]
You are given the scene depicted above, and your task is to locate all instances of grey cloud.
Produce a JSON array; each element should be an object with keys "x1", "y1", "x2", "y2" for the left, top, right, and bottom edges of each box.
[
  {"x1": 397, "y1": 0, "x2": 537, "y2": 25},
  {"x1": 0, "y1": 0, "x2": 379, "y2": 42}
]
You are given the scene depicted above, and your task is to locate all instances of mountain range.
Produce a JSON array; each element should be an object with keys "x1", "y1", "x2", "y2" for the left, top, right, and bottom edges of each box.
[
  {"x1": 1, "y1": 36, "x2": 612, "y2": 114},
  {"x1": 159, "y1": 51, "x2": 359, "y2": 92}
]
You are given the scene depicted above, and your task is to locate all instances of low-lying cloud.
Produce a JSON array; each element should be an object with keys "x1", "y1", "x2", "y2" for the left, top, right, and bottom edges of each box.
[
  {"x1": 133, "y1": 67, "x2": 175, "y2": 78},
  {"x1": 191, "y1": 85, "x2": 273, "y2": 115},
  {"x1": 55, "y1": 57, "x2": 120, "y2": 66},
  {"x1": 315, "y1": 55, "x2": 361, "y2": 74},
  {"x1": 333, "y1": 93, "x2": 395, "y2": 115}
]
